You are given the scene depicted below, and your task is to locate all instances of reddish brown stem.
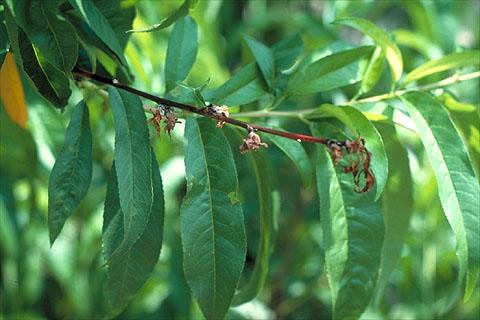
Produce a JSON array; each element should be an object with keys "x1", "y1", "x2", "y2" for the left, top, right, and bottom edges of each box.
[
  {"x1": 73, "y1": 67, "x2": 327, "y2": 144},
  {"x1": 72, "y1": 67, "x2": 375, "y2": 192}
]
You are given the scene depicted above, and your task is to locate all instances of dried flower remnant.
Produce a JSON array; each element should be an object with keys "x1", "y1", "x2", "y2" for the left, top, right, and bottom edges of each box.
[
  {"x1": 147, "y1": 104, "x2": 181, "y2": 137},
  {"x1": 326, "y1": 137, "x2": 375, "y2": 193},
  {"x1": 240, "y1": 126, "x2": 269, "y2": 153},
  {"x1": 162, "y1": 105, "x2": 181, "y2": 137},
  {"x1": 148, "y1": 108, "x2": 163, "y2": 136},
  {"x1": 204, "y1": 104, "x2": 230, "y2": 128}
]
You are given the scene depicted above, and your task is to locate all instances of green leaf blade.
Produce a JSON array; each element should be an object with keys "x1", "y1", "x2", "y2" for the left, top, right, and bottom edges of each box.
[
  {"x1": 359, "y1": 46, "x2": 386, "y2": 95},
  {"x1": 312, "y1": 122, "x2": 384, "y2": 320},
  {"x1": 333, "y1": 17, "x2": 403, "y2": 83},
  {"x1": 127, "y1": 0, "x2": 198, "y2": 33},
  {"x1": 181, "y1": 117, "x2": 246, "y2": 320},
  {"x1": 210, "y1": 63, "x2": 267, "y2": 105},
  {"x1": 227, "y1": 130, "x2": 275, "y2": 306},
  {"x1": 272, "y1": 33, "x2": 304, "y2": 72},
  {"x1": 402, "y1": 51, "x2": 480, "y2": 85},
  {"x1": 267, "y1": 133, "x2": 313, "y2": 188},
  {"x1": 288, "y1": 46, "x2": 374, "y2": 95},
  {"x1": 375, "y1": 122, "x2": 414, "y2": 299},
  {"x1": 69, "y1": 0, "x2": 128, "y2": 66},
  {"x1": 107, "y1": 87, "x2": 152, "y2": 251},
  {"x1": 48, "y1": 102, "x2": 92, "y2": 244},
  {"x1": 5, "y1": 8, "x2": 70, "y2": 108},
  {"x1": 243, "y1": 34, "x2": 275, "y2": 88},
  {"x1": 401, "y1": 91, "x2": 480, "y2": 300},
  {"x1": 103, "y1": 151, "x2": 165, "y2": 315},
  {"x1": 7, "y1": 0, "x2": 78, "y2": 73},
  {"x1": 165, "y1": 16, "x2": 198, "y2": 93}
]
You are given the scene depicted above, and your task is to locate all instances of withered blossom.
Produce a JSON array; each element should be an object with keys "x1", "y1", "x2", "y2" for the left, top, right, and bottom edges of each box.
[
  {"x1": 327, "y1": 137, "x2": 375, "y2": 193},
  {"x1": 147, "y1": 104, "x2": 180, "y2": 137},
  {"x1": 239, "y1": 128, "x2": 268, "y2": 153}
]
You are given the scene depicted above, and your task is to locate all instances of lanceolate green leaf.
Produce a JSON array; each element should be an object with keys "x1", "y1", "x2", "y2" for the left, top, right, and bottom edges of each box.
[
  {"x1": 210, "y1": 63, "x2": 267, "y2": 106},
  {"x1": 103, "y1": 151, "x2": 165, "y2": 315},
  {"x1": 272, "y1": 33, "x2": 304, "y2": 72},
  {"x1": 68, "y1": 0, "x2": 128, "y2": 66},
  {"x1": 439, "y1": 93, "x2": 480, "y2": 181},
  {"x1": 333, "y1": 17, "x2": 403, "y2": 83},
  {"x1": 230, "y1": 132, "x2": 275, "y2": 306},
  {"x1": 288, "y1": 46, "x2": 373, "y2": 95},
  {"x1": 127, "y1": 0, "x2": 198, "y2": 33},
  {"x1": 243, "y1": 34, "x2": 275, "y2": 88},
  {"x1": 107, "y1": 87, "x2": 152, "y2": 253},
  {"x1": 5, "y1": 9, "x2": 70, "y2": 108},
  {"x1": 181, "y1": 117, "x2": 246, "y2": 320},
  {"x1": 306, "y1": 105, "x2": 388, "y2": 200},
  {"x1": 48, "y1": 102, "x2": 92, "y2": 244},
  {"x1": 165, "y1": 16, "x2": 198, "y2": 93},
  {"x1": 375, "y1": 122, "x2": 413, "y2": 299},
  {"x1": 359, "y1": 46, "x2": 386, "y2": 95},
  {"x1": 7, "y1": 0, "x2": 78, "y2": 73},
  {"x1": 311, "y1": 122, "x2": 384, "y2": 320},
  {"x1": 267, "y1": 133, "x2": 313, "y2": 188},
  {"x1": 401, "y1": 91, "x2": 480, "y2": 300},
  {"x1": 402, "y1": 51, "x2": 480, "y2": 85}
]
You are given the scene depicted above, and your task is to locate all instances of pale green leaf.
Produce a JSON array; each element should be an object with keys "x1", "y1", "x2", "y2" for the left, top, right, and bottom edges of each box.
[
  {"x1": 359, "y1": 46, "x2": 386, "y2": 95},
  {"x1": 311, "y1": 122, "x2": 384, "y2": 320},
  {"x1": 402, "y1": 51, "x2": 480, "y2": 85},
  {"x1": 48, "y1": 102, "x2": 92, "y2": 244},
  {"x1": 127, "y1": 0, "x2": 198, "y2": 33},
  {"x1": 401, "y1": 91, "x2": 480, "y2": 300},
  {"x1": 333, "y1": 17, "x2": 403, "y2": 83},
  {"x1": 181, "y1": 117, "x2": 246, "y2": 320},
  {"x1": 165, "y1": 16, "x2": 198, "y2": 93}
]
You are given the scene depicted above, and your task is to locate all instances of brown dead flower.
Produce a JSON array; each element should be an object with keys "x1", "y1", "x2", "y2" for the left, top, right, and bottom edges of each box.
[
  {"x1": 240, "y1": 127, "x2": 268, "y2": 153},
  {"x1": 162, "y1": 106, "x2": 181, "y2": 137},
  {"x1": 327, "y1": 137, "x2": 375, "y2": 193}
]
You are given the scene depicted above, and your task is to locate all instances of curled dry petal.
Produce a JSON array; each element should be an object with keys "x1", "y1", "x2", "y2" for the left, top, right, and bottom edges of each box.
[
  {"x1": 239, "y1": 130, "x2": 268, "y2": 153},
  {"x1": 327, "y1": 137, "x2": 375, "y2": 193},
  {"x1": 148, "y1": 109, "x2": 163, "y2": 136}
]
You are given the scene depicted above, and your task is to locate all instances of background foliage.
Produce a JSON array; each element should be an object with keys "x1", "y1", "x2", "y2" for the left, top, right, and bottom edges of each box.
[{"x1": 1, "y1": 0, "x2": 479, "y2": 319}]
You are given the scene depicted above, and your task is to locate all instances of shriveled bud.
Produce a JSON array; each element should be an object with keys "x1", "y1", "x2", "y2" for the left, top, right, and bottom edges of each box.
[
  {"x1": 162, "y1": 106, "x2": 180, "y2": 137},
  {"x1": 239, "y1": 129, "x2": 268, "y2": 153},
  {"x1": 148, "y1": 108, "x2": 163, "y2": 136}
]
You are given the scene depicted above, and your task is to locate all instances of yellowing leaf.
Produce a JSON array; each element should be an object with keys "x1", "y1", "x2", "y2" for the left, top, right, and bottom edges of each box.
[{"x1": 0, "y1": 52, "x2": 28, "y2": 129}]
